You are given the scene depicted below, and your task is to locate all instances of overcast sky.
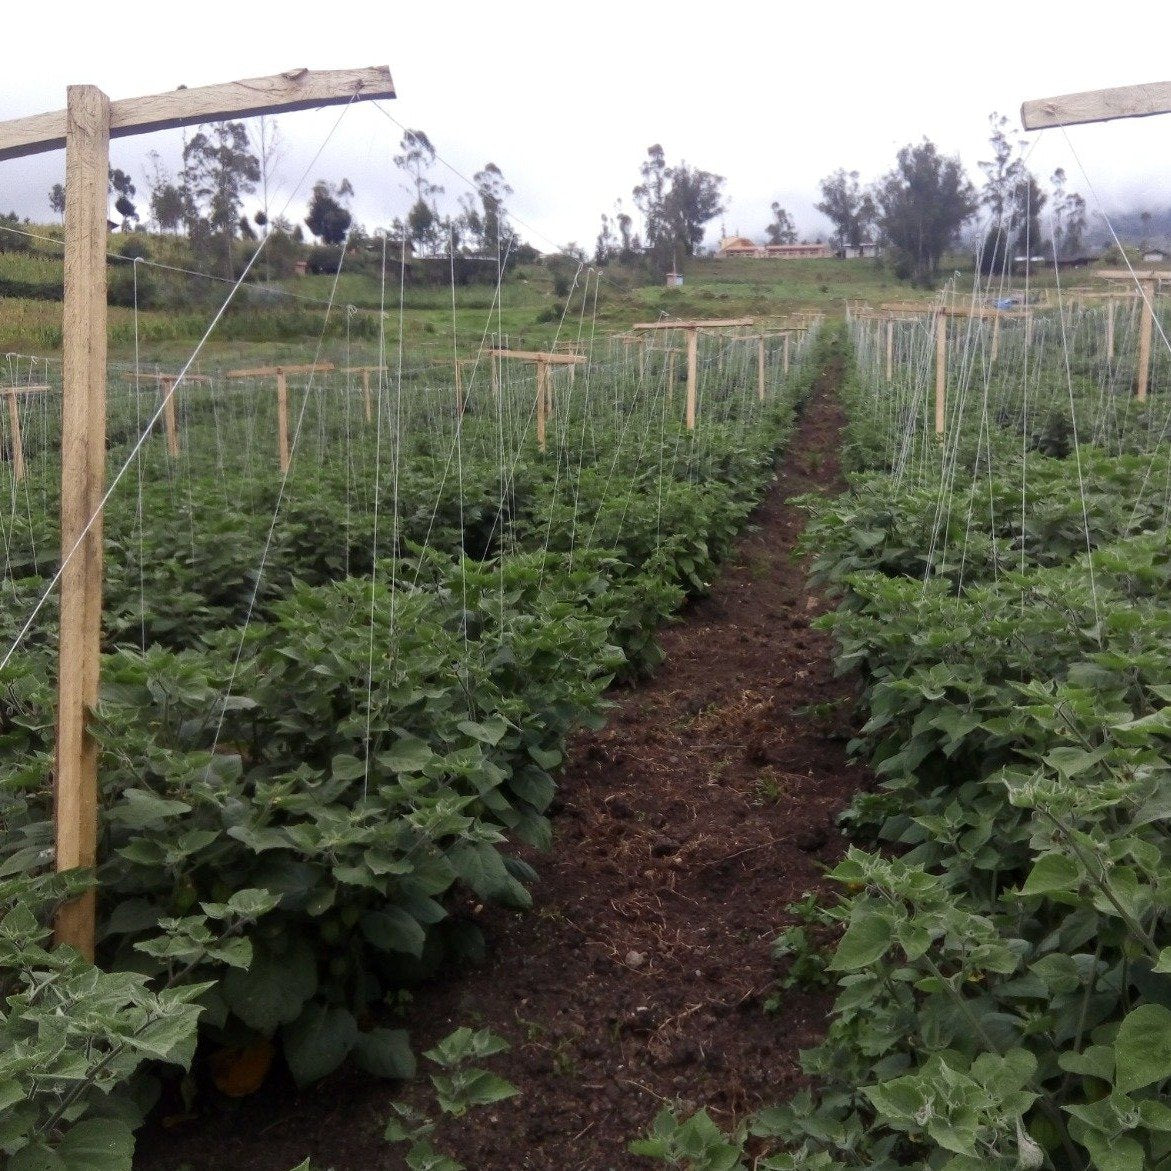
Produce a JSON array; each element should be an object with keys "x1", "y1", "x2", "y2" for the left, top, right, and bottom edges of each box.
[{"x1": 3, "y1": 2, "x2": 1170, "y2": 254}]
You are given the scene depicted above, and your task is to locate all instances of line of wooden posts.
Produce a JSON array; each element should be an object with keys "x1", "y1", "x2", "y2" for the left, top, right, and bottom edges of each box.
[{"x1": 864, "y1": 273, "x2": 1169, "y2": 439}]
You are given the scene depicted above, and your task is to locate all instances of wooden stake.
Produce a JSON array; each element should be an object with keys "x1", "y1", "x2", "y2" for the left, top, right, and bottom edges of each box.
[
  {"x1": 3, "y1": 385, "x2": 48, "y2": 481},
  {"x1": 783, "y1": 332, "x2": 790, "y2": 375},
  {"x1": 934, "y1": 312, "x2": 947, "y2": 438},
  {"x1": 685, "y1": 328, "x2": 698, "y2": 431},
  {"x1": 488, "y1": 348, "x2": 583, "y2": 450},
  {"x1": 275, "y1": 371, "x2": 289, "y2": 471},
  {"x1": 1138, "y1": 279, "x2": 1155, "y2": 402},
  {"x1": 1107, "y1": 299, "x2": 1116, "y2": 360},
  {"x1": 54, "y1": 85, "x2": 110, "y2": 958},
  {"x1": 991, "y1": 314, "x2": 1001, "y2": 363},
  {"x1": 757, "y1": 337, "x2": 766, "y2": 402},
  {"x1": 535, "y1": 361, "x2": 547, "y2": 453},
  {"x1": 885, "y1": 320, "x2": 893, "y2": 381}
]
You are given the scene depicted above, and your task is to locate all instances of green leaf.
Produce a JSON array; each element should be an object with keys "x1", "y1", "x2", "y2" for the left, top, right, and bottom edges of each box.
[
  {"x1": 360, "y1": 908, "x2": 426, "y2": 958},
  {"x1": 381, "y1": 736, "x2": 436, "y2": 773},
  {"x1": 828, "y1": 909, "x2": 893, "y2": 971},
  {"x1": 330, "y1": 753, "x2": 367, "y2": 782},
  {"x1": 8, "y1": 1119, "x2": 138, "y2": 1171},
  {"x1": 282, "y1": 1003, "x2": 359, "y2": 1088},
  {"x1": 1115, "y1": 1003, "x2": 1171, "y2": 1093},
  {"x1": 1020, "y1": 852, "x2": 1079, "y2": 896},
  {"x1": 457, "y1": 717, "x2": 508, "y2": 746},
  {"x1": 222, "y1": 936, "x2": 318, "y2": 1033},
  {"x1": 356, "y1": 1028, "x2": 416, "y2": 1080}
]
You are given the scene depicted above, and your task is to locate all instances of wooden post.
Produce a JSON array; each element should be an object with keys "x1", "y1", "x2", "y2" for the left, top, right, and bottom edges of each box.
[
  {"x1": 991, "y1": 313, "x2": 1001, "y2": 363},
  {"x1": 491, "y1": 353, "x2": 500, "y2": 397},
  {"x1": 340, "y1": 366, "x2": 387, "y2": 425},
  {"x1": 685, "y1": 328, "x2": 698, "y2": 430},
  {"x1": 535, "y1": 361, "x2": 547, "y2": 452},
  {"x1": 0, "y1": 67, "x2": 395, "y2": 962},
  {"x1": 3, "y1": 384, "x2": 49, "y2": 482},
  {"x1": 227, "y1": 363, "x2": 335, "y2": 472},
  {"x1": 1138, "y1": 279, "x2": 1156, "y2": 402},
  {"x1": 783, "y1": 332, "x2": 791, "y2": 375},
  {"x1": 1107, "y1": 299, "x2": 1116, "y2": 360},
  {"x1": 757, "y1": 336, "x2": 766, "y2": 402},
  {"x1": 54, "y1": 85, "x2": 110, "y2": 958},
  {"x1": 5, "y1": 390, "x2": 25, "y2": 482},
  {"x1": 885, "y1": 319, "x2": 894, "y2": 381},
  {"x1": 275, "y1": 370, "x2": 289, "y2": 471},
  {"x1": 934, "y1": 312, "x2": 947, "y2": 438},
  {"x1": 124, "y1": 372, "x2": 211, "y2": 458},
  {"x1": 1097, "y1": 271, "x2": 1170, "y2": 398},
  {"x1": 488, "y1": 348, "x2": 584, "y2": 451}
]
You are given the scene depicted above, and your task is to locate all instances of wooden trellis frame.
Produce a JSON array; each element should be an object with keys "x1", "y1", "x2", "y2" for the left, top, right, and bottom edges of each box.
[
  {"x1": 124, "y1": 371, "x2": 212, "y2": 458},
  {"x1": 487, "y1": 349, "x2": 585, "y2": 451},
  {"x1": 4, "y1": 383, "x2": 50, "y2": 482},
  {"x1": 0, "y1": 66, "x2": 395, "y2": 958},
  {"x1": 226, "y1": 363, "x2": 336, "y2": 472},
  {"x1": 630, "y1": 318, "x2": 754, "y2": 430}
]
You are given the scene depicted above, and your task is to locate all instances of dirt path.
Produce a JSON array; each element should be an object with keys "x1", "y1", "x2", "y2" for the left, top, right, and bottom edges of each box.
[{"x1": 137, "y1": 363, "x2": 868, "y2": 1171}]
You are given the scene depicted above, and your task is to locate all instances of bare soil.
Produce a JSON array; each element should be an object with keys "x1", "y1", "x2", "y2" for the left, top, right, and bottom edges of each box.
[{"x1": 136, "y1": 363, "x2": 867, "y2": 1170}]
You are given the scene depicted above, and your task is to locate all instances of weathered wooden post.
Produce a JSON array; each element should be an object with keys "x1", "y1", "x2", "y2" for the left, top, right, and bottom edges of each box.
[
  {"x1": 488, "y1": 348, "x2": 585, "y2": 452},
  {"x1": 885, "y1": 319, "x2": 894, "y2": 381},
  {"x1": 0, "y1": 67, "x2": 395, "y2": 957},
  {"x1": 757, "y1": 336, "x2": 766, "y2": 402}
]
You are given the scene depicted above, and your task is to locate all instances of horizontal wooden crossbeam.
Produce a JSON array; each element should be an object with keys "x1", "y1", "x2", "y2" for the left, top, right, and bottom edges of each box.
[
  {"x1": 1097, "y1": 270, "x2": 1171, "y2": 284},
  {"x1": 487, "y1": 349, "x2": 585, "y2": 365},
  {"x1": 123, "y1": 372, "x2": 212, "y2": 383},
  {"x1": 631, "y1": 318, "x2": 754, "y2": 331},
  {"x1": 226, "y1": 363, "x2": 335, "y2": 378},
  {"x1": 4, "y1": 383, "x2": 50, "y2": 393},
  {"x1": 1022, "y1": 80, "x2": 1171, "y2": 130},
  {"x1": 0, "y1": 67, "x2": 395, "y2": 162}
]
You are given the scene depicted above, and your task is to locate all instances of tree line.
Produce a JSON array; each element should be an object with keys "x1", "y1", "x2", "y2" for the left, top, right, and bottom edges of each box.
[{"x1": 41, "y1": 119, "x2": 528, "y2": 282}]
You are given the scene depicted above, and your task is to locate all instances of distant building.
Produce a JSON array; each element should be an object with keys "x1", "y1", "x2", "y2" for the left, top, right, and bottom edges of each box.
[
  {"x1": 717, "y1": 236, "x2": 832, "y2": 259},
  {"x1": 665, "y1": 271, "x2": 684, "y2": 287},
  {"x1": 1143, "y1": 249, "x2": 1167, "y2": 263},
  {"x1": 837, "y1": 243, "x2": 883, "y2": 259}
]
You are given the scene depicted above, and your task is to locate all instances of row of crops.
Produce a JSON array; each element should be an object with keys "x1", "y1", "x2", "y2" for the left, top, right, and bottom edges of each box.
[
  {"x1": 668, "y1": 303, "x2": 1171, "y2": 1170},
  {"x1": 0, "y1": 325, "x2": 825, "y2": 1167}
]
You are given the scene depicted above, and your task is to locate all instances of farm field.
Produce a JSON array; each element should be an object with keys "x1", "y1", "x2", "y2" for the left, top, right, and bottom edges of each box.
[
  {"x1": 5, "y1": 236, "x2": 1171, "y2": 1171},
  {"x1": 0, "y1": 259, "x2": 831, "y2": 1169}
]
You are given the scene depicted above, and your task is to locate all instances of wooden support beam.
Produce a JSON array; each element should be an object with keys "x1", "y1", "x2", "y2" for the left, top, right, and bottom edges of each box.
[
  {"x1": 783, "y1": 332, "x2": 790, "y2": 376},
  {"x1": 631, "y1": 317, "x2": 754, "y2": 332},
  {"x1": 0, "y1": 67, "x2": 395, "y2": 162},
  {"x1": 757, "y1": 337, "x2": 766, "y2": 402},
  {"x1": 685, "y1": 329, "x2": 698, "y2": 430},
  {"x1": 54, "y1": 85, "x2": 110, "y2": 958},
  {"x1": 1138, "y1": 280, "x2": 1156, "y2": 402},
  {"x1": 885, "y1": 320, "x2": 893, "y2": 382},
  {"x1": 125, "y1": 372, "x2": 211, "y2": 458},
  {"x1": 1022, "y1": 80, "x2": 1171, "y2": 130},
  {"x1": 935, "y1": 312, "x2": 947, "y2": 438},
  {"x1": 489, "y1": 350, "x2": 583, "y2": 450},
  {"x1": 487, "y1": 348, "x2": 585, "y2": 365}
]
